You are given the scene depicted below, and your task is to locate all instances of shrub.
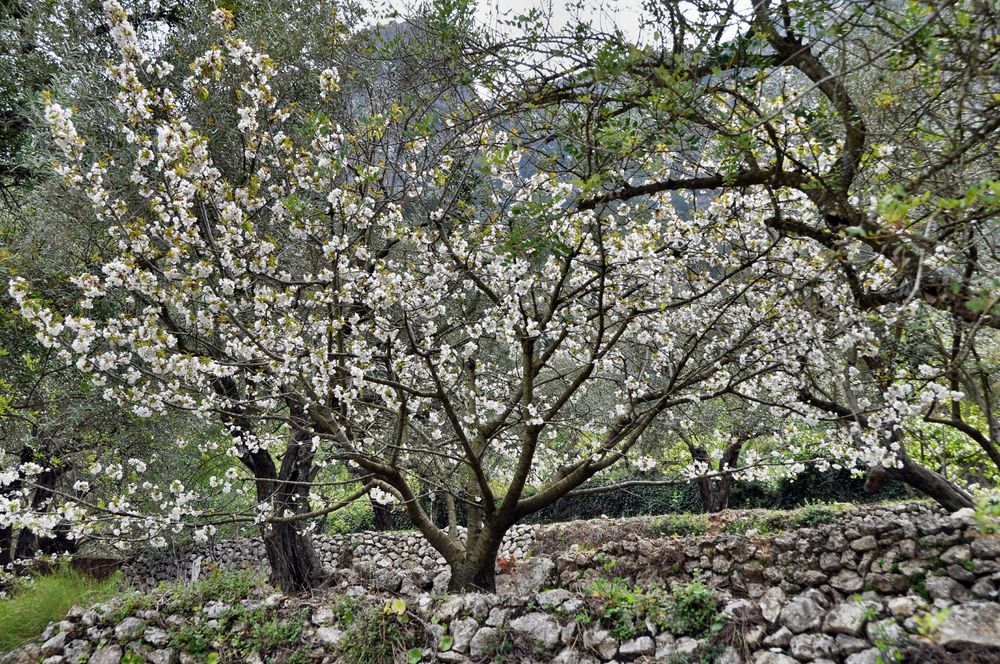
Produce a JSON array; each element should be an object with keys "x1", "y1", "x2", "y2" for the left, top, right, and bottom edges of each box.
[
  {"x1": 666, "y1": 576, "x2": 718, "y2": 637},
  {"x1": 0, "y1": 565, "x2": 122, "y2": 652},
  {"x1": 651, "y1": 514, "x2": 709, "y2": 537}
]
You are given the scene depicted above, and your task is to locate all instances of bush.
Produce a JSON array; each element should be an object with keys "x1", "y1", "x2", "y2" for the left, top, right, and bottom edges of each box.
[
  {"x1": 666, "y1": 576, "x2": 719, "y2": 637},
  {"x1": 0, "y1": 565, "x2": 122, "y2": 652}
]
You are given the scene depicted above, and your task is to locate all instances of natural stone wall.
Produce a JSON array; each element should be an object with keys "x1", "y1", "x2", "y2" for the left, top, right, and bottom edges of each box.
[
  {"x1": 5, "y1": 501, "x2": 1000, "y2": 664},
  {"x1": 120, "y1": 524, "x2": 539, "y2": 591}
]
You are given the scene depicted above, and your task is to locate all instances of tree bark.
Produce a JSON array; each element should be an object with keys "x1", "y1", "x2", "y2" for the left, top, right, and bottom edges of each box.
[
  {"x1": 371, "y1": 497, "x2": 393, "y2": 531},
  {"x1": 447, "y1": 525, "x2": 503, "y2": 593},
  {"x1": 261, "y1": 517, "x2": 324, "y2": 593},
  {"x1": 884, "y1": 456, "x2": 973, "y2": 512}
]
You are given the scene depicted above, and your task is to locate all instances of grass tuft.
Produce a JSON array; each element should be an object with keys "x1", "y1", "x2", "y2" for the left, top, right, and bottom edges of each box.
[{"x1": 0, "y1": 565, "x2": 122, "y2": 653}]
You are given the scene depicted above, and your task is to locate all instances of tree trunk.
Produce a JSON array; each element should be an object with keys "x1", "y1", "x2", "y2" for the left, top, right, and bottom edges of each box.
[
  {"x1": 885, "y1": 456, "x2": 973, "y2": 512},
  {"x1": 371, "y1": 498, "x2": 393, "y2": 531},
  {"x1": 261, "y1": 518, "x2": 324, "y2": 593},
  {"x1": 447, "y1": 522, "x2": 504, "y2": 593}
]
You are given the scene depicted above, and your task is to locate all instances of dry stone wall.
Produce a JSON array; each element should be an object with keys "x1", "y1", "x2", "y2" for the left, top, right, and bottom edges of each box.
[{"x1": 5, "y1": 501, "x2": 1000, "y2": 664}]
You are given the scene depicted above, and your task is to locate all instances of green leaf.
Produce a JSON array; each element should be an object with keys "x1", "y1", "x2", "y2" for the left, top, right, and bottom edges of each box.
[
  {"x1": 206, "y1": 653, "x2": 220, "y2": 664},
  {"x1": 407, "y1": 647, "x2": 423, "y2": 663},
  {"x1": 439, "y1": 634, "x2": 454, "y2": 652}
]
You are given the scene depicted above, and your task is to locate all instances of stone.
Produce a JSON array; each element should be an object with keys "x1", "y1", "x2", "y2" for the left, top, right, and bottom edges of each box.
[
  {"x1": 779, "y1": 595, "x2": 825, "y2": 633},
  {"x1": 144, "y1": 626, "x2": 169, "y2": 647},
  {"x1": 497, "y1": 557, "x2": 555, "y2": 598},
  {"x1": 485, "y1": 607, "x2": 508, "y2": 627},
  {"x1": 451, "y1": 617, "x2": 479, "y2": 653},
  {"x1": 509, "y1": 612, "x2": 561, "y2": 648},
  {"x1": 753, "y1": 653, "x2": 797, "y2": 664},
  {"x1": 925, "y1": 575, "x2": 969, "y2": 601},
  {"x1": 114, "y1": 617, "x2": 145, "y2": 641},
  {"x1": 970, "y1": 536, "x2": 1000, "y2": 559},
  {"x1": 759, "y1": 587, "x2": 785, "y2": 623},
  {"x1": 790, "y1": 633, "x2": 839, "y2": 659},
  {"x1": 312, "y1": 607, "x2": 335, "y2": 625},
  {"x1": 936, "y1": 601, "x2": 1000, "y2": 649},
  {"x1": 674, "y1": 637, "x2": 699, "y2": 656},
  {"x1": 536, "y1": 588, "x2": 572, "y2": 608},
  {"x1": 203, "y1": 601, "x2": 227, "y2": 619},
  {"x1": 845, "y1": 648, "x2": 882, "y2": 664},
  {"x1": 762, "y1": 627, "x2": 792, "y2": 647},
  {"x1": 618, "y1": 636, "x2": 654, "y2": 658},
  {"x1": 553, "y1": 648, "x2": 598, "y2": 664},
  {"x1": 865, "y1": 618, "x2": 903, "y2": 645},
  {"x1": 835, "y1": 635, "x2": 871, "y2": 655},
  {"x1": 851, "y1": 535, "x2": 877, "y2": 552},
  {"x1": 469, "y1": 627, "x2": 498, "y2": 659},
  {"x1": 40, "y1": 632, "x2": 67, "y2": 657},
  {"x1": 654, "y1": 633, "x2": 675, "y2": 659},
  {"x1": 63, "y1": 640, "x2": 91, "y2": 663},
  {"x1": 823, "y1": 600, "x2": 874, "y2": 636},
  {"x1": 41, "y1": 657, "x2": 64, "y2": 664},
  {"x1": 89, "y1": 646, "x2": 123, "y2": 664},
  {"x1": 315, "y1": 627, "x2": 343, "y2": 646},
  {"x1": 437, "y1": 596, "x2": 466, "y2": 622},
  {"x1": 940, "y1": 544, "x2": 971, "y2": 564},
  {"x1": 830, "y1": 569, "x2": 864, "y2": 593},
  {"x1": 583, "y1": 628, "x2": 618, "y2": 660},
  {"x1": 147, "y1": 650, "x2": 175, "y2": 664},
  {"x1": 886, "y1": 596, "x2": 919, "y2": 618}
]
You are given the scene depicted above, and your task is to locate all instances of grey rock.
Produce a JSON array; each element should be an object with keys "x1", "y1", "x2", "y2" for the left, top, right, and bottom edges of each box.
[
  {"x1": 830, "y1": 569, "x2": 864, "y2": 593},
  {"x1": 114, "y1": 617, "x2": 145, "y2": 641},
  {"x1": 759, "y1": 587, "x2": 785, "y2": 623},
  {"x1": 536, "y1": 588, "x2": 572, "y2": 608},
  {"x1": 970, "y1": 536, "x2": 1000, "y2": 559},
  {"x1": 63, "y1": 640, "x2": 91, "y2": 663},
  {"x1": 779, "y1": 596, "x2": 825, "y2": 633},
  {"x1": 90, "y1": 646, "x2": 123, "y2": 664},
  {"x1": 835, "y1": 634, "x2": 871, "y2": 655},
  {"x1": 469, "y1": 627, "x2": 498, "y2": 659},
  {"x1": 485, "y1": 607, "x2": 508, "y2": 627},
  {"x1": 851, "y1": 536, "x2": 877, "y2": 552},
  {"x1": 40, "y1": 632, "x2": 67, "y2": 657},
  {"x1": 618, "y1": 636, "x2": 654, "y2": 658},
  {"x1": 753, "y1": 653, "x2": 797, "y2": 664},
  {"x1": 823, "y1": 600, "x2": 874, "y2": 636},
  {"x1": 451, "y1": 617, "x2": 479, "y2": 653},
  {"x1": 553, "y1": 648, "x2": 598, "y2": 664},
  {"x1": 936, "y1": 601, "x2": 1000, "y2": 649},
  {"x1": 845, "y1": 648, "x2": 882, "y2": 664},
  {"x1": 497, "y1": 557, "x2": 556, "y2": 597},
  {"x1": 509, "y1": 612, "x2": 561, "y2": 648},
  {"x1": 674, "y1": 637, "x2": 699, "y2": 656},
  {"x1": 147, "y1": 650, "x2": 175, "y2": 664},
  {"x1": 144, "y1": 626, "x2": 169, "y2": 647},
  {"x1": 41, "y1": 657, "x2": 64, "y2": 664},
  {"x1": 789, "y1": 633, "x2": 839, "y2": 659},
  {"x1": 315, "y1": 626, "x2": 344, "y2": 646},
  {"x1": 583, "y1": 628, "x2": 618, "y2": 660},
  {"x1": 925, "y1": 575, "x2": 970, "y2": 601},
  {"x1": 763, "y1": 627, "x2": 793, "y2": 647}
]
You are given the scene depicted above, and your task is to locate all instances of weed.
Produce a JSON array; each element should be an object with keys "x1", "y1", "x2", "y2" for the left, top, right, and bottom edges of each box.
[
  {"x1": 652, "y1": 514, "x2": 709, "y2": 537},
  {"x1": 666, "y1": 575, "x2": 719, "y2": 638},
  {"x1": 0, "y1": 564, "x2": 123, "y2": 652}
]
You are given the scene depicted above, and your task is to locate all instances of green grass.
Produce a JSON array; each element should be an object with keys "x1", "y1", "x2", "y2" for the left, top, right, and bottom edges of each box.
[{"x1": 0, "y1": 566, "x2": 123, "y2": 652}]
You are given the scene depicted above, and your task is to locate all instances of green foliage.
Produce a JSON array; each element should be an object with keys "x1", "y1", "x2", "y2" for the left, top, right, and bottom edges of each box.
[
  {"x1": 666, "y1": 576, "x2": 719, "y2": 638},
  {"x1": 973, "y1": 493, "x2": 1000, "y2": 534},
  {"x1": 163, "y1": 567, "x2": 266, "y2": 614},
  {"x1": 584, "y1": 577, "x2": 670, "y2": 641},
  {"x1": 326, "y1": 498, "x2": 377, "y2": 535},
  {"x1": 652, "y1": 514, "x2": 709, "y2": 537},
  {"x1": 339, "y1": 600, "x2": 419, "y2": 664},
  {"x1": 0, "y1": 566, "x2": 122, "y2": 652}
]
